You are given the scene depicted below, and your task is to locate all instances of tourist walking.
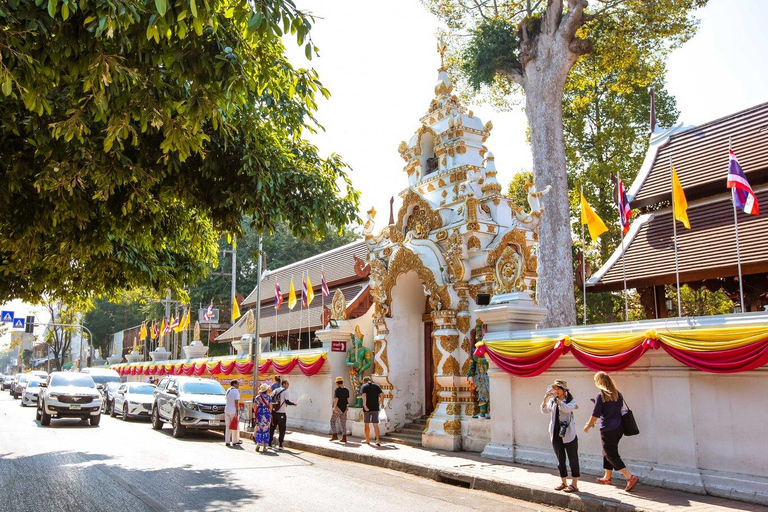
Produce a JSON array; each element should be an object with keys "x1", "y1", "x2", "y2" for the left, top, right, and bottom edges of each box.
[
  {"x1": 224, "y1": 380, "x2": 242, "y2": 447},
  {"x1": 583, "y1": 371, "x2": 639, "y2": 491},
  {"x1": 270, "y1": 380, "x2": 296, "y2": 449},
  {"x1": 253, "y1": 383, "x2": 272, "y2": 453},
  {"x1": 541, "y1": 379, "x2": 580, "y2": 492},
  {"x1": 359, "y1": 376, "x2": 383, "y2": 446},
  {"x1": 330, "y1": 376, "x2": 350, "y2": 443}
]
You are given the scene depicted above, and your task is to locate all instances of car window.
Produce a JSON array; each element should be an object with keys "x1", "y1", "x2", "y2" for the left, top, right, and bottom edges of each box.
[
  {"x1": 157, "y1": 378, "x2": 169, "y2": 391},
  {"x1": 167, "y1": 380, "x2": 178, "y2": 392},
  {"x1": 19, "y1": 375, "x2": 29, "y2": 383},
  {"x1": 49, "y1": 374, "x2": 96, "y2": 388},
  {"x1": 180, "y1": 380, "x2": 225, "y2": 395},
  {"x1": 26, "y1": 381, "x2": 40, "y2": 388},
  {"x1": 128, "y1": 384, "x2": 156, "y2": 395},
  {"x1": 118, "y1": 384, "x2": 127, "y2": 393},
  {"x1": 89, "y1": 375, "x2": 121, "y2": 385}
]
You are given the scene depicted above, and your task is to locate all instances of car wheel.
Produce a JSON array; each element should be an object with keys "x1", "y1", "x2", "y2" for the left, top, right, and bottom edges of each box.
[
  {"x1": 151, "y1": 406, "x2": 163, "y2": 430},
  {"x1": 35, "y1": 405, "x2": 41, "y2": 420},
  {"x1": 40, "y1": 403, "x2": 51, "y2": 426},
  {"x1": 90, "y1": 414, "x2": 101, "y2": 426},
  {"x1": 20, "y1": 400, "x2": 25, "y2": 407},
  {"x1": 122, "y1": 404, "x2": 129, "y2": 421},
  {"x1": 172, "y1": 410, "x2": 185, "y2": 439},
  {"x1": 110, "y1": 402, "x2": 117, "y2": 417}
]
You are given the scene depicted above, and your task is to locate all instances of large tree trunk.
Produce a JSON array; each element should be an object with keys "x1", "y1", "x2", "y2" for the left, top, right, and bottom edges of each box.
[{"x1": 523, "y1": 31, "x2": 578, "y2": 328}]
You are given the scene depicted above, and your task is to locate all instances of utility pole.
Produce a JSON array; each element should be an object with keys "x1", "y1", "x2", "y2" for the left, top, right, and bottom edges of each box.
[{"x1": 252, "y1": 236, "x2": 262, "y2": 398}]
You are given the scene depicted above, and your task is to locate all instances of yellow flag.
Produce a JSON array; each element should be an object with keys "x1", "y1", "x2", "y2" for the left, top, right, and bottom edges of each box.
[
  {"x1": 580, "y1": 193, "x2": 608, "y2": 240},
  {"x1": 232, "y1": 296, "x2": 241, "y2": 322},
  {"x1": 672, "y1": 167, "x2": 690, "y2": 229},
  {"x1": 306, "y1": 275, "x2": 314, "y2": 306},
  {"x1": 288, "y1": 279, "x2": 297, "y2": 310},
  {"x1": 159, "y1": 318, "x2": 167, "y2": 336},
  {"x1": 139, "y1": 322, "x2": 147, "y2": 340},
  {"x1": 183, "y1": 308, "x2": 190, "y2": 330}
]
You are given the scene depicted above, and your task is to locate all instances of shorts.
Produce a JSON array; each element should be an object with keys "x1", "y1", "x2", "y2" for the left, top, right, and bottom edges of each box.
[{"x1": 363, "y1": 411, "x2": 379, "y2": 424}]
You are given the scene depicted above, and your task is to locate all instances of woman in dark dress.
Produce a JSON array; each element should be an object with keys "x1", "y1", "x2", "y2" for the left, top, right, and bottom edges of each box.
[{"x1": 583, "y1": 372, "x2": 639, "y2": 492}]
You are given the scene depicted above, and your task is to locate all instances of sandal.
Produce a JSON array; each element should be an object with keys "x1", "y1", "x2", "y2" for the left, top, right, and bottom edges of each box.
[
  {"x1": 625, "y1": 475, "x2": 639, "y2": 492},
  {"x1": 564, "y1": 485, "x2": 579, "y2": 493},
  {"x1": 554, "y1": 484, "x2": 568, "y2": 491},
  {"x1": 596, "y1": 477, "x2": 612, "y2": 485}
]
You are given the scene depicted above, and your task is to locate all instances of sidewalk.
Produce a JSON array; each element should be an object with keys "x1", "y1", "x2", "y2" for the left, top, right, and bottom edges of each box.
[{"x1": 240, "y1": 427, "x2": 762, "y2": 512}]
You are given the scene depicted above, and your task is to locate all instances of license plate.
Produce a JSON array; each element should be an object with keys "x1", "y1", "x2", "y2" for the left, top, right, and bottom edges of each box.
[
  {"x1": 209, "y1": 420, "x2": 220, "y2": 426},
  {"x1": 69, "y1": 404, "x2": 81, "y2": 410}
]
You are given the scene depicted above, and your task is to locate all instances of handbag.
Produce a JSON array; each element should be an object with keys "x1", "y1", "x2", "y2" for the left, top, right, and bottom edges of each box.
[{"x1": 620, "y1": 395, "x2": 640, "y2": 436}]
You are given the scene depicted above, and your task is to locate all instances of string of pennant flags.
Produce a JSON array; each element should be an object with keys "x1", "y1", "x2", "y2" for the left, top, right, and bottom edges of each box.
[{"x1": 580, "y1": 146, "x2": 759, "y2": 321}]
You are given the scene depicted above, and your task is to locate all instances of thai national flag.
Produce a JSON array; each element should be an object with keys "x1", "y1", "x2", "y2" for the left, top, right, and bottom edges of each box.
[
  {"x1": 321, "y1": 271, "x2": 330, "y2": 297},
  {"x1": 617, "y1": 179, "x2": 632, "y2": 234},
  {"x1": 727, "y1": 149, "x2": 759, "y2": 215},
  {"x1": 302, "y1": 277, "x2": 308, "y2": 308},
  {"x1": 275, "y1": 283, "x2": 283, "y2": 310}
]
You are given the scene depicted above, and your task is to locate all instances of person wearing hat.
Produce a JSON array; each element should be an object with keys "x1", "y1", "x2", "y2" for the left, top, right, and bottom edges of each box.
[
  {"x1": 330, "y1": 376, "x2": 350, "y2": 443},
  {"x1": 253, "y1": 383, "x2": 273, "y2": 452},
  {"x1": 541, "y1": 379, "x2": 580, "y2": 492}
]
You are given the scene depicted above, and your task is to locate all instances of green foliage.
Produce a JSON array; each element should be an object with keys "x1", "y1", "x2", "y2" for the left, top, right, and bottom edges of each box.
[
  {"x1": 462, "y1": 18, "x2": 520, "y2": 91},
  {"x1": 507, "y1": 171, "x2": 533, "y2": 211},
  {"x1": 666, "y1": 285, "x2": 733, "y2": 318},
  {"x1": 0, "y1": 0, "x2": 359, "y2": 305},
  {"x1": 83, "y1": 291, "x2": 160, "y2": 356}
]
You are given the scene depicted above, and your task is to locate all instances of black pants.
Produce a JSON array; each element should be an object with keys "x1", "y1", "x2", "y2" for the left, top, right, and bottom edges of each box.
[
  {"x1": 552, "y1": 435, "x2": 580, "y2": 478},
  {"x1": 270, "y1": 412, "x2": 287, "y2": 447},
  {"x1": 600, "y1": 426, "x2": 626, "y2": 471}
]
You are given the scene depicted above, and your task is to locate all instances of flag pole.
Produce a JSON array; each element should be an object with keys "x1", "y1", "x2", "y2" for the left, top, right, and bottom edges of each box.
[
  {"x1": 581, "y1": 185, "x2": 587, "y2": 325},
  {"x1": 729, "y1": 137, "x2": 746, "y2": 312},
  {"x1": 618, "y1": 173, "x2": 629, "y2": 322},
  {"x1": 671, "y1": 158, "x2": 682, "y2": 317},
  {"x1": 321, "y1": 264, "x2": 325, "y2": 328},
  {"x1": 288, "y1": 274, "x2": 293, "y2": 352},
  {"x1": 300, "y1": 270, "x2": 305, "y2": 350}
]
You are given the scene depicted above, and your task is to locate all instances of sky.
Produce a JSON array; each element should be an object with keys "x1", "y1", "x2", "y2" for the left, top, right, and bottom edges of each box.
[{"x1": 3, "y1": 0, "x2": 768, "y2": 348}]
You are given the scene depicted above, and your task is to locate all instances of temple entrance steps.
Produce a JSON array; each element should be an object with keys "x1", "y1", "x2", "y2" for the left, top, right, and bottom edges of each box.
[{"x1": 384, "y1": 415, "x2": 429, "y2": 447}]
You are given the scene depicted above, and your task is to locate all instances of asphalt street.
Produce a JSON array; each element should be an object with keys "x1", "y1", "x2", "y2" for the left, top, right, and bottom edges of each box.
[{"x1": 0, "y1": 392, "x2": 561, "y2": 512}]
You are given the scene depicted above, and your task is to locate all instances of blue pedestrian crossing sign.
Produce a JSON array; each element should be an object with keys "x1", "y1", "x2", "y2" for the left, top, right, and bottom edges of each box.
[
  {"x1": 12, "y1": 317, "x2": 25, "y2": 329},
  {"x1": 1, "y1": 311, "x2": 14, "y2": 323}
]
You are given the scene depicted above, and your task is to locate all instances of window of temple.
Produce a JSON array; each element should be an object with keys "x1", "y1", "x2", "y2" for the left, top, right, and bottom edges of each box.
[{"x1": 420, "y1": 132, "x2": 437, "y2": 174}]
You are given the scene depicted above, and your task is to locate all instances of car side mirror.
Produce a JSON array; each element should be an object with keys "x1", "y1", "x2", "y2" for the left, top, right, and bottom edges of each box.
[
  {"x1": 39, "y1": 382, "x2": 47, "y2": 388},
  {"x1": 96, "y1": 384, "x2": 104, "y2": 390}
]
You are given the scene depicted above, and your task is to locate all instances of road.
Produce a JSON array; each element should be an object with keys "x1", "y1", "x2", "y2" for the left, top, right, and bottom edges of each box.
[{"x1": 0, "y1": 392, "x2": 562, "y2": 512}]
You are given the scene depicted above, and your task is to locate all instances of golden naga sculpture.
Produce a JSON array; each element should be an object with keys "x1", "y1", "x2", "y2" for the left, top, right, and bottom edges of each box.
[{"x1": 330, "y1": 289, "x2": 347, "y2": 321}]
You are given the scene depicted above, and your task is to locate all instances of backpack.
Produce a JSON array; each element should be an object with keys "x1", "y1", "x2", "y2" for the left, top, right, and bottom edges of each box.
[{"x1": 272, "y1": 387, "x2": 286, "y2": 410}]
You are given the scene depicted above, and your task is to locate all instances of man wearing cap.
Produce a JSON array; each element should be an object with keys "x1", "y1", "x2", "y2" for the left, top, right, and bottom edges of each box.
[{"x1": 330, "y1": 376, "x2": 350, "y2": 443}]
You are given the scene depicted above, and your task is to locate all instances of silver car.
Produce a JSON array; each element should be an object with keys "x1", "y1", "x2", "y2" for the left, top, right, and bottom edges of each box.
[
  {"x1": 112, "y1": 382, "x2": 156, "y2": 420},
  {"x1": 21, "y1": 378, "x2": 44, "y2": 407},
  {"x1": 11, "y1": 374, "x2": 30, "y2": 399},
  {"x1": 150, "y1": 377, "x2": 226, "y2": 438}
]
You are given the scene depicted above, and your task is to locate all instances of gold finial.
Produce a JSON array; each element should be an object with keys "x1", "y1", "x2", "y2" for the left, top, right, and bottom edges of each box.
[
  {"x1": 367, "y1": 206, "x2": 377, "y2": 219},
  {"x1": 437, "y1": 41, "x2": 447, "y2": 70}
]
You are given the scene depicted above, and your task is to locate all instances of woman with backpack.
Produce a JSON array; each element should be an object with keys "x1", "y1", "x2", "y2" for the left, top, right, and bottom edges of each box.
[
  {"x1": 541, "y1": 379, "x2": 580, "y2": 492},
  {"x1": 583, "y1": 371, "x2": 639, "y2": 492},
  {"x1": 253, "y1": 383, "x2": 272, "y2": 453}
]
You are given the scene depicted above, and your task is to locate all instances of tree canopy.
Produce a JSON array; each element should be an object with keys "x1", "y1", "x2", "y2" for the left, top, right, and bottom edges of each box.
[{"x1": 0, "y1": 0, "x2": 359, "y2": 305}]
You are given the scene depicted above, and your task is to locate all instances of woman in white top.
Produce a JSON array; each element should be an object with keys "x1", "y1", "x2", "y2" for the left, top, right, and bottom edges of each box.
[{"x1": 541, "y1": 379, "x2": 580, "y2": 492}]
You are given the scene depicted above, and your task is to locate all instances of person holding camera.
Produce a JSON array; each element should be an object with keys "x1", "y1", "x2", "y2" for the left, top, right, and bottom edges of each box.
[{"x1": 541, "y1": 379, "x2": 580, "y2": 492}]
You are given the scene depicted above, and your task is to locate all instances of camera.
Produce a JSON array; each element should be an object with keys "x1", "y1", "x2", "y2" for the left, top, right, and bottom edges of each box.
[{"x1": 558, "y1": 420, "x2": 569, "y2": 438}]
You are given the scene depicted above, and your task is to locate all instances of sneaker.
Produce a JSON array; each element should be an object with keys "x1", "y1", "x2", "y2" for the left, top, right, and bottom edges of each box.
[{"x1": 226, "y1": 443, "x2": 231, "y2": 447}]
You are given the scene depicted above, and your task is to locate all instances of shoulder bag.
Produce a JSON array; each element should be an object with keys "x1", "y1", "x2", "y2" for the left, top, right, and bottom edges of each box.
[{"x1": 620, "y1": 395, "x2": 640, "y2": 436}]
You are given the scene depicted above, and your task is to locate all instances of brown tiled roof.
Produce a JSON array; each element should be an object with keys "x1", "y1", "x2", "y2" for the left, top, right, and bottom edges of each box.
[
  {"x1": 241, "y1": 240, "x2": 368, "y2": 308},
  {"x1": 632, "y1": 102, "x2": 768, "y2": 208},
  {"x1": 215, "y1": 284, "x2": 368, "y2": 343},
  {"x1": 589, "y1": 188, "x2": 768, "y2": 292}
]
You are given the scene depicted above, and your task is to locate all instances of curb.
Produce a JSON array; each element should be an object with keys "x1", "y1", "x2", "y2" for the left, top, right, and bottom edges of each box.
[{"x1": 278, "y1": 437, "x2": 651, "y2": 512}]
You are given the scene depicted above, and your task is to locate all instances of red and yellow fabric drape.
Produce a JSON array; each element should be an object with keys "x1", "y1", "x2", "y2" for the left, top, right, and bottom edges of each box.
[
  {"x1": 475, "y1": 326, "x2": 768, "y2": 377},
  {"x1": 112, "y1": 353, "x2": 326, "y2": 377}
]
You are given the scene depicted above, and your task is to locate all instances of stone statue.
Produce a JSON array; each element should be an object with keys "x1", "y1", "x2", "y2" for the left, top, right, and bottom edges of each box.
[
  {"x1": 467, "y1": 319, "x2": 490, "y2": 419},
  {"x1": 193, "y1": 321, "x2": 201, "y2": 342},
  {"x1": 345, "y1": 325, "x2": 371, "y2": 407}
]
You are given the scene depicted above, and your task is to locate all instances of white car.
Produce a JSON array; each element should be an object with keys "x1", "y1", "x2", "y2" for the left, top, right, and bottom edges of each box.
[
  {"x1": 37, "y1": 372, "x2": 102, "y2": 426},
  {"x1": 112, "y1": 382, "x2": 156, "y2": 420},
  {"x1": 21, "y1": 378, "x2": 45, "y2": 407}
]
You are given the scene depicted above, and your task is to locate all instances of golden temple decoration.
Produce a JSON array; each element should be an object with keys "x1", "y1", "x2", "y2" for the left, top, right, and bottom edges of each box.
[
  {"x1": 445, "y1": 403, "x2": 461, "y2": 415},
  {"x1": 193, "y1": 320, "x2": 201, "y2": 341},
  {"x1": 396, "y1": 190, "x2": 442, "y2": 236},
  {"x1": 440, "y1": 337, "x2": 458, "y2": 353},
  {"x1": 330, "y1": 289, "x2": 347, "y2": 321},
  {"x1": 442, "y1": 355, "x2": 460, "y2": 375},
  {"x1": 494, "y1": 245, "x2": 525, "y2": 294},
  {"x1": 456, "y1": 316, "x2": 470, "y2": 334},
  {"x1": 443, "y1": 419, "x2": 462, "y2": 436},
  {"x1": 486, "y1": 228, "x2": 528, "y2": 266},
  {"x1": 467, "y1": 236, "x2": 481, "y2": 251}
]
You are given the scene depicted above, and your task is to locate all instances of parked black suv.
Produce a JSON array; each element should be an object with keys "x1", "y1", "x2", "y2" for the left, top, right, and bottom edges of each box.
[{"x1": 150, "y1": 376, "x2": 227, "y2": 438}]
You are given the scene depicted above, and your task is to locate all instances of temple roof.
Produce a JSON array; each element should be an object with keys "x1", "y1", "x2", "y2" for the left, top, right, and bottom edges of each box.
[
  {"x1": 629, "y1": 101, "x2": 768, "y2": 208},
  {"x1": 588, "y1": 187, "x2": 768, "y2": 292},
  {"x1": 241, "y1": 240, "x2": 368, "y2": 308}
]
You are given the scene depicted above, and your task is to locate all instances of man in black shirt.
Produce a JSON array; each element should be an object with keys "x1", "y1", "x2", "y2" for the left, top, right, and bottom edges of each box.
[
  {"x1": 359, "y1": 376, "x2": 383, "y2": 446},
  {"x1": 330, "y1": 376, "x2": 350, "y2": 443}
]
